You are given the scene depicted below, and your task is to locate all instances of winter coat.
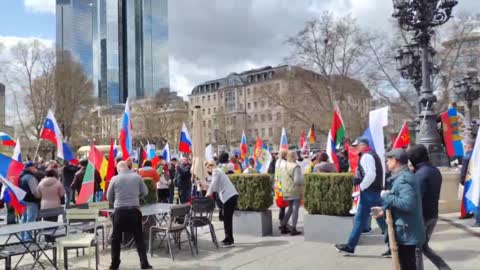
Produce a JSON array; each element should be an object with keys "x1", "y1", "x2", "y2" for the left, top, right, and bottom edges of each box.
[
  {"x1": 62, "y1": 164, "x2": 79, "y2": 187},
  {"x1": 37, "y1": 177, "x2": 66, "y2": 210},
  {"x1": 314, "y1": 162, "x2": 337, "y2": 173},
  {"x1": 176, "y1": 163, "x2": 192, "y2": 190},
  {"x1": 413, "y1": 162, "x2": 442, "y2": 220},
  {"x1": 138, "y1": 166, "x2": 160, "y2": 186},
  {"x1": 278, "y1": 161, "x2": 304, "y2": 200},
  {"x1": 382, "y1": 167, "x2": 425, "y2": 246}
]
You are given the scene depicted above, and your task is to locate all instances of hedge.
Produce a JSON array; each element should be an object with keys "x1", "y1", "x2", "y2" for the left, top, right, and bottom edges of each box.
[
  {"x1": 143, "y1": 179, "x2": 157, "y2": 205},
  {"x1": 229, "y1": 174, "x2": 273, "y2": 211},
  {"x1": 303, "y1": 173, "x2": 353, "y2": 216}
]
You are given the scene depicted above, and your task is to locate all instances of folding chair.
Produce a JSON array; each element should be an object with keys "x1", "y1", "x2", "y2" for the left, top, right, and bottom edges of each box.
[
  {"x1": 57, "y1": 209, "x2": 99, "y2": 270},
  {"x1": 37, "y1": 207, "x2": 66, "y2": 242},
  {"x1": 88, "y1": 201, "x2": 112, "y2": 249},
  {"x1": 148, "y1": 204, "x2": 194, "y2": 261}
]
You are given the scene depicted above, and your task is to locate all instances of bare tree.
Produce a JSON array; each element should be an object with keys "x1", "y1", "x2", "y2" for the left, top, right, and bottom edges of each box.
[{"x1": 9, "y1": 40, "x2": 55, "y2": 140}]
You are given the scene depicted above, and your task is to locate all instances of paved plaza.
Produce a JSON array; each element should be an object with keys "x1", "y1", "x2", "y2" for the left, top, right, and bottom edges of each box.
[{"x1": 4, "y1": 208, "x2": 478, "y2": 270}]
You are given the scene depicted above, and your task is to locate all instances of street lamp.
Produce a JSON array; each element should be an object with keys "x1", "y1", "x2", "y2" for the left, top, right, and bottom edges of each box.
[
  {"x1": 453, "y1": 70, "x2": 480, "y2": 138},
  {"x1": 392, "y1": 0, "x2": 457, "y2": 166}
]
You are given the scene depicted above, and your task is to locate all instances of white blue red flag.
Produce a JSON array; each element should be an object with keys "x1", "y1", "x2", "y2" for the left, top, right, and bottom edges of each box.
[
  {"x1": 0, "y1": 132, "x2": 15, "y2": 147},
  {"x1": 179, "y1": 123, "x2": 192, "y2": 154},
  {"x1": 280, "y1": 127, "x2": 288, "y2": 151},
  {"x1": 464, "y1": 127, "x2": 480, "y2": 214},
  {"x1": 40, "y1": 110, "x2": 64, "y2": 159},
  {"x1": 162, "y1": 143, "x2": 171, "y2": 162},
  {"x1": 119, "y1": 98, "x2": 133, "y2": 160},
  {"x1": 0, "y1": 175, "x2": 26, "y2": 215},
  {"x1": 12, "y1": 138, "x2": 21, "y2": 162}
]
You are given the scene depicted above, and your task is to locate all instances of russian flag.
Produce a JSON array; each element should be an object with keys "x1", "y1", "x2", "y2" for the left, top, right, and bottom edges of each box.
[
  {"x1": 280, "y1": 127, "x2": 288, "y2": 151},
  {"x1": 119, "y1": 98, "x2": 133, "y2": 160},
  {"x1": 0, "y1": 175, "x2": 26, "y2": 215},
  {"x1": 326, "y1": 130, "x2": 340, "y2": 172},
  {"x1": 464, "y1": 128, "x2": 480, "y2": 215},
  {"x1": 179, "y1": 123, "x2": 192, "y2": 154},
  {"x1": 0, "y1": 153, "x2": 24, "y2": 186},
  {"x1": 0, "y1": 132, "x2": 16, "y2": 147},
  {"x1": 40, "y1": 110, "x2": 64, "y2": 159},
  {"x1": 162, "y1": 143, "x2": 171, "y2": 162},
  {"x1": 12, "y1": 138, "x2": 22, "y2": 162}
]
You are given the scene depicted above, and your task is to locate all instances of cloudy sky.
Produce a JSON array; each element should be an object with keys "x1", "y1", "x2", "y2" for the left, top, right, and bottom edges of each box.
[{"x1": 1, "y1": 0, "x2": 480, "y2": 100}]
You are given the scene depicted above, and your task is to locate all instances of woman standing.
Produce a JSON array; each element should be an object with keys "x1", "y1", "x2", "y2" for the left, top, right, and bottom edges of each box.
[
  {"x1": 206, "y1": 153, "x2": 239, "y2": 248},
  {"x1": 155, "y1": 159, "x2": 171, "y2": 203},
  {"x1": 37, "y1": 169, "x2": 66, "y2": 221},
  {"x1": 278, "y1": 151, "x2": 304, "y2": 235}
]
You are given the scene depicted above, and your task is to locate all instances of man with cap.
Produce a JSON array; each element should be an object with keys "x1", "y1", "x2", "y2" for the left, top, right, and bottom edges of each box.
[
  {"x1": 408, "y1": 144, "x2": 451, "y2": 270},
  {"x1": 371, "y1": 148, "x2": 425, "y2": 270},
  {"x1": 336, "y1": 136, "x2": 386, "y2": 255},
  {"x1": 19, "y1": 161, "x2": 41, "y2": 240}
]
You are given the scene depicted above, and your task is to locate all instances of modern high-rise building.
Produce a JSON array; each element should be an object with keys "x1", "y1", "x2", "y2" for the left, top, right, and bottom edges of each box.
[
  {"x1": 0, "y1": 83, "x2": 5, "y2": 127},
  {"x1": 56, "y1": 0, "x2": 169, "y2": 105}
]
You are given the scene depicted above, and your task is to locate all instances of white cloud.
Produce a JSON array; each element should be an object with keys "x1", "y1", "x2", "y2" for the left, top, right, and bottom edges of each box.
[{"x1": 24, "y1": 0, "x2": 56, "y2": 15}]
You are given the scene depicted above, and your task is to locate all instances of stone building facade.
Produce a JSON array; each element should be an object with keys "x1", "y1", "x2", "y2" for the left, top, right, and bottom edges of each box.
[{"x1": 188, "y1": 65, "x2": 372, "y2": 152}]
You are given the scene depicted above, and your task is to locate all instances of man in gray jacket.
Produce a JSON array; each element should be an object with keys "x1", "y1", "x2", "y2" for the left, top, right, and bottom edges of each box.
[{"x1": 107, "y1": 161, "x2": 151, "y2": 270}]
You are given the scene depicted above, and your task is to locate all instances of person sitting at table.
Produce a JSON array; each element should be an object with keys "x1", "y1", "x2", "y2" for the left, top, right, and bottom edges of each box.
[
  {"x1": 107, "y1": 161, "x2": 152, "y2": 270},
  {"x1": 37, "y1": 169, "x2": 65, "y2": 222}
]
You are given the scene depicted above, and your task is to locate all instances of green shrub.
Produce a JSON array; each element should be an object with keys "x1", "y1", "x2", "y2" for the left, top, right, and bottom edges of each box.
[
  {"x1": 143, "y1": 179, "x2": 157, "y2": 205},
  {"x1": 229, "y1": 174, "x2": 273, "y2": 211},
  {"x1": 304, "y1": 173, "x2": 353, "y2": 216}
]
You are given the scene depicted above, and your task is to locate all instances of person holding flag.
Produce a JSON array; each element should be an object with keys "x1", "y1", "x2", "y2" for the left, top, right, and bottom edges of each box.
[
  {"x1": 336, "y1": 137, "x2": 386, "y2": 256},
  {"x1": 18, "y1": 162, "x2": 41, "y2": 241}
]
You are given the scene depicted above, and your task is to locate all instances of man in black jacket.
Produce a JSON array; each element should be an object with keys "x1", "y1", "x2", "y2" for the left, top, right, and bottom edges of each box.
[
  {"x1": 168, "y1": 158, "x2": 177, "y2": 204},
  {"x1": 19, "y1": 162, "x2": 40, "y2": 241},
  {"x1": 176, "y1": 157, "x2": 192, "y2": 203},
  {"x1": 61, "y1": 161, "x2": 79, "y2": 207},
  {"x1": 408, "y1": 144, "x2": 451, "y2": 270}
]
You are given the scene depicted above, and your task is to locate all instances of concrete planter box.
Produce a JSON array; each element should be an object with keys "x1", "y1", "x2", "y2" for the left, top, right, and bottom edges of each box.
[
  {"x1": 304, "y1": 214, "x2": 352, "y2": 243},
  {"x1": 438, "y1": 168, "x2": 461, "y2": 214},
  {"x1": 233, "y1": 210, "x2": 272, "y2": 236}
]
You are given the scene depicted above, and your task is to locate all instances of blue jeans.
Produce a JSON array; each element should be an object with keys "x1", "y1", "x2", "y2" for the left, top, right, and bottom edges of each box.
[
  {"x1": 179, "y1": 187, "x2": 191, "y2": 204},
  {"x1": 475, "y1": 207, "x2": 480, "y2": 225},
  {"x1": 347, "y1": 191, "x2": 386, "y2": 250},
  {"x1": 64, "y1": 186, "x2": 73, "y2": 208},
  {"x1": 20, "y1": 202, "x2": 39, "y2": 241}
]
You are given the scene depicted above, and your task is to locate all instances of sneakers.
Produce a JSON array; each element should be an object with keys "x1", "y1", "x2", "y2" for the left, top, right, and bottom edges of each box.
[
  {"x1": 335, "y1": 244, "x2": 354, "y2": 256},
  {"x1": 280, "y1": 225, "x2": 291, "y2": 234},
  {"x1": 222, "y1": 241, "x2": 235, "y2": 248},
  {"x1": 381, "y1": 249, "x2": 392, "y2": 258}
]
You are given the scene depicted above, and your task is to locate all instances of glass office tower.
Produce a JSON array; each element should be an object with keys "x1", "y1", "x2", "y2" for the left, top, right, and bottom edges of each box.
[{"x1": 56, "y1": 0, "x2": 169, "y2": 105}]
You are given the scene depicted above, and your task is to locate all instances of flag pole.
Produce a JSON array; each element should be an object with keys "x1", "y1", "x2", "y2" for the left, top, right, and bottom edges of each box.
[
  {"x1": 386, "y1": 209, "x2": 401, "y2": 270},
  {"x1": 33, "y1": 126, "x2": 44, "y2": 162}
]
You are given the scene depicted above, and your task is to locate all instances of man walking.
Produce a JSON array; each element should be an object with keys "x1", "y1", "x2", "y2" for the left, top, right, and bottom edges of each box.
[
  {"x1": 335, "y1": 137, "x2": 386, "y2": 255},
  {"x1": 168, "y1": 158, "x2": 178, "y2": 204},
  {"x1": 408, "y1": 144, "x2": 451, "y2": 270},
  {"x1": 107, "y1": 161, "x2": 152, "y2": 270},
  {"x1": 19, "y1": 162, "x2": 40, "y2": 241},
  {"x1": 372, "y1": 149, "x2": 425, "y2": 270}
]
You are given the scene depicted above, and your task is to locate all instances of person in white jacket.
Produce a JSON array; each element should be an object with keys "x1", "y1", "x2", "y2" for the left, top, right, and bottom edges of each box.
[{"x1": 206, "y1": 154, "x2": 239, "y2": 248}]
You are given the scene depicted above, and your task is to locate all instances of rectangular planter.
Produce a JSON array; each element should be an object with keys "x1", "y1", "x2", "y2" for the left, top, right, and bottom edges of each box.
[
  {"x1": 304, "y1": 213, "x2": 352, "y2": 243},
  {"x1": 233, "y1": 210, "x2": 272, "y2": 236}
]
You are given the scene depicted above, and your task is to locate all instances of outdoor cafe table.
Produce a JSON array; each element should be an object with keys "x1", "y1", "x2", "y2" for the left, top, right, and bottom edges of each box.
[{"x1": 0, "y1": 221, "x2": 66, "y2": 270}]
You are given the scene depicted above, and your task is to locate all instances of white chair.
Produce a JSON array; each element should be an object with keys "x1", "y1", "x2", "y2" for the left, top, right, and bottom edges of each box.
[
  {"x1": 89, "y1": 201, "x2": 112, "y2": 249},
  {"x1": 57, "y1": 208, "x2": 99, "y2": 270}
]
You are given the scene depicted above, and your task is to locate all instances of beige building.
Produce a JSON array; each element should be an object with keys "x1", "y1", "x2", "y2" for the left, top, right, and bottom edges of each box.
[
  {"x1": 189, "y1": 65, "x2": 372, "y2": 152},
  {"x1": 78, "y1": 89, "x2": 188, "y2": 147}
]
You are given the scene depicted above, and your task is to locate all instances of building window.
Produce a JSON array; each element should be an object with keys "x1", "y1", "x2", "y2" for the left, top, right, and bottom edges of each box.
[
  {"x1": 261, "y1": 114, "x2": 265, "y2": 121},
  {"x1": 214, "y1": 107, "x2": 217, "y2": 113},
  {"x1": 248, "y1": 115, "x2": 252, "y2": 122},
  {"x1": 208, "y1": 95, "x2": 211, "y2": 101},
  {"x1": 247, "y1": 103, "x2": 251, "y2": 110},
  {"x1": 203, "y1": 120, "x2": 206, "y2": 127},
  {"x1": 255, "y1": 129, "x2": 259, "y2": 136},
  {"x1": 225, "y1": 90, "x2": 236, "y2": 112},
  {"x1": 208, "y1": 120, "x2": 212, "y2": 128},
  {"x1": 276, "y1": 112, "x2": 281, "y2": 120},
  {"x1": 202, "y1": 109, "x2": 205, "y2": 115},
  {"x1": 226, "y1": 117, "x2": 230, "y2": 125},
  {"x1": 209, "y1": 133, "x2": 212, "y2": 142},
  {"x1": 254, "y1": 102, "x2": 258, "y2": 109},
  {"x1": 254, "y1": 114, "x2": 258, "y2": 121},
  {"x1": 261, "y1": 128, "x2": 265, "y2": 137},
  {"x1": 232, "y1": 116, "x2": 236, "y2": 125},
  {"x1": 268, "y1": 127, "x2": 273, "y2": 136},
  {"x1": 268, "y1": 114, "x2": 272, "y2": 121},
  {"x1": 208, "y1": 108, "x2": 211, "y2": 115},
  {"x1": 261, "y1": 101, "x2": 265, "y2": 108},
  {"x1": 247, "y1": 88, "x2": 251, "y2": 95},
  {"x1": 196, "y1": 97, "x2": 199, "y2": 103},
  {"x1": 202, "y1": 96, "x2": 205, "y2": 102},
  {"x1": 248, "y1": 129, "x2": 252, "y2": 137},
  {"x1": 213, "y1": 94, "x2": 216, "y2": 100},
  {"x1": 238, "y1": 89, "x2": 243, "y2": 96}
]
